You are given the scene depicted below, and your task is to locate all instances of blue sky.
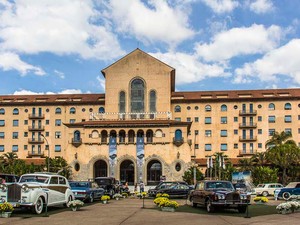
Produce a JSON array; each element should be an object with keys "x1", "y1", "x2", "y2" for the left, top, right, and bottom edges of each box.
[{"x1": 0, "y1": 0, "x2": 300, "y2": 95}]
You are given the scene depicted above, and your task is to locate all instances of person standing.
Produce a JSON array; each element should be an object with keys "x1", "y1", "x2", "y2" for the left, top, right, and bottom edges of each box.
[{"x1": 139, "y1": 181, "x2": 144, "y2": 193}]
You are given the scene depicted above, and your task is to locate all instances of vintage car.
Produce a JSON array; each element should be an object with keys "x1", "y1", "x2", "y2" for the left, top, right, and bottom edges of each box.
[
  {"x1": 0, "y1": 173, "x2": 19, "y2": 183},
  {"x1": 94, "y1": 177, "x2": 118, "y2": 197},
  {"x1": 0, "y1": 172, "x2": 74, "y2": 214},
  {"x1": 156, "y1": 183, "x2": 193, "y2": 198},
  {"x1": 276, "y1": 182, "x2": 300, "y2": 200},
  {"x1": 69, "y1": 181, "x2": 105, "y2": 202},
  {"x1": 188, "y1": 180, "x2": 250, "y2": 213},
  {"x1": 254, "y1": 183, "x2": 283, "y2": 196},
  {"x1": 148, "y1": 181, "x2": 188, "y2": 197}
]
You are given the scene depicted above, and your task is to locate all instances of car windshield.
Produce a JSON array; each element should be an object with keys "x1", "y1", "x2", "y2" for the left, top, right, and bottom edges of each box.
[
  {"x1": 156, "y1": 182, "x2": 174, "y2": 189},
  {"x1": 96, "y1": 179, "x2": 112, "y2": 185},
  {"x1": 257, "y1": 184, "x2": 265, "y2": 188},
  {"x1": 206, "y1": 181, "x2": 234, "y2": 191},
  {"x1": 19, "y1": 175, "x2": 49, "y2": 184},
  {"x1": 70, "y1": 182, "x2": 89, "y2": 188}
]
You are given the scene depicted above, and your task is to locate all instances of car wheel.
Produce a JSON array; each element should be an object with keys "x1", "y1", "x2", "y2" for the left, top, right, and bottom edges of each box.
[
  {"x1": 262, "y1": 191, "x2": 269, "y2": 197},
  {"x1": 33, "y1": 196, "x2": 44, "y2": 214},
  {"x1": 283, "y1": 192, "x2": 291, "y2": 200},
  {"x1": 206, "y1": 200, "x2": 214, "y2": 213},
  {"x1": 89, "y1": 194, "x2": 94, "y2": 203},
  {"x1": 190, "y1": 198, "x2": 197, "y2": 207},
  {"x1": 65, "y1": 195, "x2": 73, "y2": 207},
  {"x1": 238, "y1": 206, "x2": 247, "y2": 213}
]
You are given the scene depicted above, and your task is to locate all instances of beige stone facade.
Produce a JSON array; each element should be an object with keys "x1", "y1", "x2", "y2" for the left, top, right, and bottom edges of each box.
[{"x1": 0, "y1": 49, "x2": 300, "y2": 184}]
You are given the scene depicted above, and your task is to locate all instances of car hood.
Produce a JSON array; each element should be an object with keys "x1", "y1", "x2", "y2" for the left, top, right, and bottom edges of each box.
[
  {"x1": 18, "y1": 182, "x2": 46, "y2": 187},
  {"x1": 213, "y1": 189, "x2": 238, "y2": 195}
]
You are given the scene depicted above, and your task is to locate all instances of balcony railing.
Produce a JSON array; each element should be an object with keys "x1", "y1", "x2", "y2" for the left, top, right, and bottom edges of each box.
[
  {"x1": 28, "y1": 138, "x2": 44, "y2": 143},
  {"x1": 90, "y1": 111, "x2": 172, "y2": 121},
  {"x1": 239, "y1": 110, "x2": 257, "y2": 116},
  {"x1": 28, "y1": 126, "x2": 45, "y2": 131},
  {"x1": 173, "y1": 137, "x2": 184, "y2": 147},
  {"x1": 28, "y1": 114, "x2": 45, "y2": 119},
  {"x1": 71, "y1": 138, "x2": 82, "y2": 147},
  {"x1": 27, "y1": 151, "x2": 45, "y2": 158},
  {"x1": 239, "y1": 123, "x2": 257, "y2": 128},
  {"x1": 239, "y1": 136, "x2": 257, "y2": 141},
  {"x1": 239, "y1": 150, "x2": 257, "y2": 156}
]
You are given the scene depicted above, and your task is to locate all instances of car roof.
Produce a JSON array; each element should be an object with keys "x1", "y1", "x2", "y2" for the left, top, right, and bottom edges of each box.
[{"x1": 21, "y1": 173, "x2": 65, "y2": 178}]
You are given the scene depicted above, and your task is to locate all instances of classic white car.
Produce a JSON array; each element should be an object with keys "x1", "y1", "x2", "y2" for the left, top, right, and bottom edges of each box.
[
  {"x1": 0, "y1": 172, "x2": 74, "y2": 214},
  {"x1": 254, "y1": 183, "x2": 283, "y2": 196}
]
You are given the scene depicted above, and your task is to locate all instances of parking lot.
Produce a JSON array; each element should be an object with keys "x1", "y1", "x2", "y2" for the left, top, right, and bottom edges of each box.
[{"x1": 1, "y1": 197, "x2": 300, "y2": 225}]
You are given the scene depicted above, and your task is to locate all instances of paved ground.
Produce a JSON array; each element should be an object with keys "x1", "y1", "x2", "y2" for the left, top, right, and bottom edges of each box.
[{"x1": 1, "y1": 198, "x2": 300, "y2": 225}]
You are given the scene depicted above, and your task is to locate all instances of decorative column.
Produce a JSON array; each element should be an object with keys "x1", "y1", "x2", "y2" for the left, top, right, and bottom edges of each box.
[{"x1": 136, "y1": 137, "x2": 145, "y2": 182}]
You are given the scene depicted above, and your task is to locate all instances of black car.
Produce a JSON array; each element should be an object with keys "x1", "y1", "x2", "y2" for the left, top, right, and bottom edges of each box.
[
  {"x1": 0, "y1": 173, "x2": 19, "y2": 183},
  {"x1": 95, "y1": 177, "x2": 118, "y2": 197},
  {"x1": 156, "y1": 183, "x2": 193, "y2": 198},
  {"x1": 148, "y1": 181, "x2": 188, "y2": 197},
  {"x1": 189, "y1": 180, "x2": 250, "y2": 213}
]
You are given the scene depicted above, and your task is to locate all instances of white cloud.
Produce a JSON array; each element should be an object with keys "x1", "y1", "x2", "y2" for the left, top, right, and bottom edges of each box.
[
  {"x1": 54, "y1": 70, "x2": 65, "y2": 79},
  {"x1": 234, "y1": 39, "x2": 300, "y2": 85},
  {"x1": 13, "y1": 89, "x2": 83, "y2": 95},
  {"x1": 0, "y1": 0, "x2": 124, "y2": 61},
  {"x1": 96, "y1": 76, "x2": 106, "y2": 91},
  {"x1": 0, "y1": 52, "x2": 45, "y2": 75},
  {"x1": 248, "y1": 0, "x2": 274, "y2": 14},
  {"x1": 200, "y1": 0, "x2": 239, "y2": 14},
  {"x1": 58, "y1": 89, "x2": 82, "y2": 94},
  {"x1": 105, "y1": 0, "x2": 195, "y2": 46},
  {"x1": 150, "y1": 51, "x2": 230, "y2": 85},
  {"x1": 195, "y1": 24, "x2": 282, "y2": 62}
]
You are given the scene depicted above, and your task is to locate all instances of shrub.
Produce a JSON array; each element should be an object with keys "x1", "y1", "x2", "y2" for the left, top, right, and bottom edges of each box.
[{"x1": 101, "y1": 195, "x2": 111, "y2": 201}]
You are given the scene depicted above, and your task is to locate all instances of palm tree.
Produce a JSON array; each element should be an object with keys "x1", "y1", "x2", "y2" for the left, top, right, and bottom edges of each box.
[
  {"x1": 251, "y1": 152, "x2": 268, "y2": 166},
  {"x1": 1, "y1": 152, "x2": 18, "y2": 166},
  {"x1": 265, "y1": 131, "x2": 296, "y2": 150},
  {"x1": 238, "y1": 158, "x2": 254, "y2": 172}
]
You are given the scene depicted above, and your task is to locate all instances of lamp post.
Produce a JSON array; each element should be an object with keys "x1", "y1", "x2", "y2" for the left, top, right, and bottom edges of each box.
[{"x1": 40, "y1": 133, "x2": 50, "y2": 172}]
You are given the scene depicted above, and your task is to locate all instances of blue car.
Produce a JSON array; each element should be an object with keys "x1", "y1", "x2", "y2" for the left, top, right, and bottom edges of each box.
[
  {"x1": 69, "y1": 181, "x2": 105, "y2": 203},
  {"x1": 277, "y1": 182, "x2": 300, "y2": 200}
]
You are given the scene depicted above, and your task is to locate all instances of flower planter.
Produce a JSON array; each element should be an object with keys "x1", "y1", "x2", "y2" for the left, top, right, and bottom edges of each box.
[
  {"x1": 116, "y1": 197, "x2": 119, "y2": 201},
  {"x1": 161, "y1": 207, "x2": 175, "y2": 212},
  {"x1": 1, "y1": 212, "x2": 12, "y2": 218},
  {"x1": 102, "y1": 200, "x2": 107, "y2": 204},
  {"x1": 71, "y1": 206, "x2": 79, "y2": 212}
]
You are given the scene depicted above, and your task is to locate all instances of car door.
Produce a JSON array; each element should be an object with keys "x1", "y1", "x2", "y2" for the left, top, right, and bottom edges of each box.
[{"x1": 48, "y1": 176, "x2": 66, "y2": 205}]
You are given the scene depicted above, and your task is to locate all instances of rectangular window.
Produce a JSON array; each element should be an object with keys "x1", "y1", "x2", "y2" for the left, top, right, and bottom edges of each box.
[
  {"x1": 285, "y1": 115, "x2": 292, "y2": 123},
  {"x1": 221, "y1": 144, "x2": 227, "y2": 151},
  {"x1": 258, "y1": 116, "x2": 262, "y2": 122},
  {"x1": 220, "y1": 130, "x2": 227, "y2": 137},
  {"x1": 269, "y1": 129, "x2": 275, "y2": 136},
  {"x1": 12, "y1": 145, "x2": 18, "y2": 152},
  {"x1": 258, "y1": 129, "x2": 262, "y2": 134},
  {"x1": 46, "y1": 120, "x2": 50, "y2": 125},
  {"x1": 220, "y1": 117, "x2": 227, "y2": 124},
  {"x1": 298, "y1": 128, "x2": 300, "y2": 134},
  {"x1": 195, "y1": 144, "x2": 199, "y2": 149},
  {"x1": 205, "y1": 130, "x2": 212, "y2": 137},
  {"x1": 268, "y1": 116, "x2": 275, "y2": 123},
  {"x1": 285, "y1": 128, "x2": 292, "y2": 134},
  {"x1": 24, "y1": 145, "x2": 28, "y2": 150},
  {"x1": 195, "y1": 130, "x2": 199, "y2": 135},
  {"x1": 0, "y1": 145, "x2": 4, "y2": 152},
  {"x1": 205, "y1": 144, "x2": 212, "y2": 151},
  {"x1": 12, "y1": 132, "x2": 18, "y2": 139},
  {"x1": 55, "y1": 145, "x2": 61, "y2": 152},
  {"x1": 55, "y1": 119, "x2": 61, "y2": 126},
  {"x1": 46, "y1": 132, "x2": 49, "y2": 137},
  {"x1": 70, "y1": 119, "x2": 75, "y2": 123},
  {"x1": 174, "y1": 117, "x2": 181, "y2": 121},
  {"x1": 187, "y1": 117, "x2": 191, "y2": 122},
  {"x1": 0, "y1": 120, "x2": 5, "y2": 126},
  {"x1": 234, "y1": 144, "x2": 238, "y2": 149},
  {"x1": 258, "y1": 143, "x2": 262, "y2": 148},
  {"x1": 205, "y1": 117, "x2": 211, "y2": 124},
  {"x1": 24, "y1": 132, "x2": 28, "y2": 137},
  {"x1": 298, "y1": 115, "x2": 300, "y2": 120},
  {"x1": 194, "y1": 117, "x2": 199, "y2": 122},
  {"x1": 45, "y1": 145, "x2": 49, "y2": 150},
  {"x1": 55, "y1": 131, "x2": 61, "y2": 139},
  {"x1": 0, "y1": 132, "x2": 4, "y2": 139},
  {"x1": 24, "y1": 120, "x2": 28, "y2": 125},
  {"x1": 234, "y1": 129, "x2": 238, "y2": 135},
  {"x1": 234, "y1": 117, "x2": 238, "y2": 122},
  {"x1": 13, "y1": 120, "x2": 19, "y2": 126}
]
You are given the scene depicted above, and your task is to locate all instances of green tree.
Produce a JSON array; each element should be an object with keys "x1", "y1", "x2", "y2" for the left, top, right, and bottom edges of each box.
[
  {"x1": 251, "y1": 152, "x2": 268, "y2": 166},
  {"x1": 265, "y1": 131, "x2": 296, "y2": 150},
  {"x1": 251, "y1": 166, "x2": 278, "y2": 185},
  {"x1": 238, "y1": 158, "x2": 254, "y2": 172},
  {"x1": 222, "y1": 162, "x2": 237, "y2": 181},
  {"x1": 182, "y1": 166, "x2": 204, "y2": 185},
  {"x1": 48, "y1": 157, "x2": 72, "y2": 179}
]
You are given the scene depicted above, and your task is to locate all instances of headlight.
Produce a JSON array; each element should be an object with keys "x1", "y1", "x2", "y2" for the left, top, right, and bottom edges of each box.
[
  {"x1": 217, "y1": 194, "x2": 225, "y2": 200},
  {"x1": 22, "y1": 184, "x2": 30, "y2": 193},
  {"x1": 0, "y1": 184, "x2": 7, "y2": 192},
  {"x1": 240, "y1": 194, "x2": 247, "y2": 200}
]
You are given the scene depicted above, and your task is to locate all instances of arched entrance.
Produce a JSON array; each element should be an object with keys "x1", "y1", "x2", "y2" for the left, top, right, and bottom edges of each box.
[
  {"x1": 120, "y1": 160, "x2": 135, "y2": 185},
  {"x1": 147, "y1": 160, "x2": 162, "y2": 185},
  {"x1": 94, "y1": 160, "x2": 108, "y2": 178}
]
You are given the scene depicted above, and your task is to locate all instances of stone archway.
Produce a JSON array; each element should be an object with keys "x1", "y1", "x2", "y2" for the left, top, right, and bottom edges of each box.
[
  {"x1": 120, "y1": 160, "x2": 135, "y2": 185},
  {"x1": 147, "y1": 160, "x2": 162, "y2": 185},
  {"x1": 94, "y1": 159, "x2": 108, "y2": 178}
]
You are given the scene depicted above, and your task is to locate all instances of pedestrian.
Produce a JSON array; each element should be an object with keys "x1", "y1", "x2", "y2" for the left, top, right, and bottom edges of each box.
[{"x1": 139, "y1": 181, "x2": 144, "y2": 193}]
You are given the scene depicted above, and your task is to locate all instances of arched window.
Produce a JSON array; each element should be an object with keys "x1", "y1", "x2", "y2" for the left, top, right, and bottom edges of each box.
[
  {"x1": 74, "y1": 130, "x2": 81, "y2": 142},
  {"x1": 205, "y1": 105, "x2": 211, "y2": 112},
  {"x1": 284, "y1": 103, "x2": 291, "y2": 110},
  {"x1": 155, "y1": 129, "x2": 163, "y2": 138},
  {"x1": 149, "y1": 90, "x2": 156, "y2": 112},
  {"x1": 110, "y1": 130, "x2": 117, "y2": 138},
  {"x1": 55, "y1": 107, "x2": 61, "y2": 114},
  {"x1": 174, "y1": 105, "x2": 181, "y2": 112},
  {"x1": 268, "y1": 103, "x2": 275, "y2": 110},
  {"x1": 146, "y1": 130, "x2": 153, "y2": 143},
  {"x1": 99, "y1": 107, "x2": 105, "y2": 113},
  {"x1": 131, "y1": 78, "x2": 144, "y2": 113},
  {"x1": 101, "y1": 130, "x2": 108, "y2": 143},
  {"x1": 0, "y1": 108, "x2": 5, "y2": 115},
  {"x1": 119, "y1": 130, "x2": 126, "y2": 143},
  {"x1": 70, "y1": 107, "x2": 76, "y2": 114},
  {"x1": 119, "y1": 91, "x2": 126, "y2": 113},
  {"x1": 13, "y1": 108, "x2": 19, "y2": 115},
  {"x1": 128, "y1": 130, "x2": 135, "y2": 143},
  {"x1": 175, "y1": 129, "x2": 182, "y2": 141},
  {"x1": 221, "y1": 105, "x2": 227, "y2": 112}
]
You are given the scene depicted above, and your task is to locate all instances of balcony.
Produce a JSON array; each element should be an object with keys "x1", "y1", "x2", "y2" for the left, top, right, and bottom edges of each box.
[
  {"x1": 28, "y1": 114, "x2": 45, "y2": 119},
  {"x1": 72, "y1": 138, "x2": 82, "y2": 147},
  {"x1": 28, "y1": 138, "x2": 44, "y2": 144},
  {"x1": 173, "y1": 137, "x2": 184, "y2": 147},
  {"x1": 239, "y1": 136, "x2": 257, "y2": 142},
  {"x1": 239, "y1": 123, "x2": 257, "y2": 128},
  {"x1": 90, "y1": 111, "x2": 172, "y2": 120},
  {"x1": 238, "y1": 150, "x2": 257, "y2": 156},
  {"x1": 28, "y1": 126, "x2": 45, "y2": 131},
  {"x1": 239, "y1": 110, "x2": 257, "y2": 116},
  {"x1": 27, "y1": 151, "x2": 45, "y2": 158}
]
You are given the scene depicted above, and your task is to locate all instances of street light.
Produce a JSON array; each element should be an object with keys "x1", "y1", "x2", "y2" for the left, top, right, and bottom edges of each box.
[{"x1": 40, "y1": 133, "x2": 50, "y2": 172}]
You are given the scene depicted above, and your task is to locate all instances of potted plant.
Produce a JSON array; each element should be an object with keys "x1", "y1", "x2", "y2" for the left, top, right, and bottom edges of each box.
[
  {"x1": 122, "y1": 192, "x2": 128, "y2": 198},
  {"x1": 0, "y1": 202, "x2": 14, "y2": 218},
  {"x1": 113, "y1": 193, "x2": 122, "y2": 200},
  {"x1": 253, "y1": 196, "x2": 268, "y2": 204},
  {"x1": 67, "y1": 200, "x2": 84, "y2": 211},
  {"x1": 136, "y1": 192, "x2": 147, "y2": 199},
  {"x1": 158, "y1": 199, "x2": 179, "y2": 212},
  {"x1": 101, "y1": 195, "x2": 111, "y2": 204}
]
